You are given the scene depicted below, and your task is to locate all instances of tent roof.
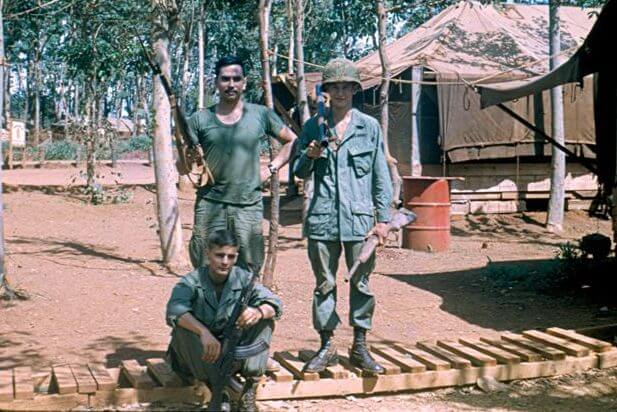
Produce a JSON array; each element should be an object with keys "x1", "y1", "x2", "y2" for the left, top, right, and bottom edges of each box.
[
  {"x1": 477, "y1": 0, "x2": 616, "y2": 108},
  {"x1": 356, "y1": 0, "x2": 596, "y2": 89}
]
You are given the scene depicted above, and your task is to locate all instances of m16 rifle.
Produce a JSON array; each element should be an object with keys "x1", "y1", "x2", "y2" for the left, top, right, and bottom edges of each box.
[
  {"x1": 345, "y1": 208, "x2": 417, "y2": 283},
  {"x1": 207, "y1": 271, "x2": 269, "y2": 411},
  {"x1": 315, "y1": 84, "x2": 330, "y2": 148}
]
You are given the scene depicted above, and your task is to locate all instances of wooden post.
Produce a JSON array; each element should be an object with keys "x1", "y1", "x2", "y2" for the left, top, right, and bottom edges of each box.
[{"x1": 411, "y1": 67, "x2": 423, "y2": 176}]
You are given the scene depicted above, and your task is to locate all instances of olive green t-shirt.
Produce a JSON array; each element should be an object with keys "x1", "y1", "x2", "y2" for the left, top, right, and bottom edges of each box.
[{"x1": 187, "y1": 102, "x2": 284, "y2": 205}]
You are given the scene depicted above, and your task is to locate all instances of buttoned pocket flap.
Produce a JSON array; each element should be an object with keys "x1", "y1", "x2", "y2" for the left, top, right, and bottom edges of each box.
[
  {"x1": 348, "y1": 145, "x2": 373, "y2": 177},
  {"x1": 351, "y1": 202, "x2": 373, "y2": 216}
]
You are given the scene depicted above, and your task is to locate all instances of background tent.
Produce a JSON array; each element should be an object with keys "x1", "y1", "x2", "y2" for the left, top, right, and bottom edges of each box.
[{"x1": 477, "y1": 0, "x2": 617, "y2": 190}]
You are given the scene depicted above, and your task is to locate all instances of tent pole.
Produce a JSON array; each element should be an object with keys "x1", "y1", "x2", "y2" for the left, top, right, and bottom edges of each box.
[{"x1": 495, "y1": 103, "x2": 597, "y2": 175}]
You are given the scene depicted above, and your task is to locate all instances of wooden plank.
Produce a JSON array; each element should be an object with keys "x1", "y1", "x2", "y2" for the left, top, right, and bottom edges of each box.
[
  {"x1": 297, "y1": 350, "x2": 349, "y2": 379},
  {"x1": 256, "y1": 355, "x2": 599, "y2": 401},
  {"x1": 501, "y1": 332, "x2": 566, "y2": 360},
  {"x1": 0, "y1": 369, "x2": 13, "y2": 401},
  {"x1": 523, "y1": 330, "x2": 590, "y2": 357},
  {"x1": 417, "y1": 341, "x2": 472, "y2": 369},
  {"x1": 368, "y1": 351, "x2": 401, "y2": 375},
  {"x1": 459, "y1": 338, "x2": 521, "y2": 364},
  {"x1": 0, "y1": 393, "x2": 89, "y2": 411},
  {"x1": 393, "y1": 343, "x2": 451, "y2": 371},
  {"x1": 370, "y1": 345, "x2": 427, "y2": 373},
  {"x1": 120, "y1": 360, "x2": 157, "y2": 389},
  {"x1": 480, "y1": 337, "x2": 543, "y2": 362},
  {"x1": 51, "y1": 365, "x2": 77, "y2": 395},
  {"x1": 13, "y1": 367, "x2": 34, "y2": 400},
  {"x1": 145, "y1": 358, "x2": 183, "y2": 388},
  {"x1": 273, "y1": 351, "x2": 319, "y2": 381},
  {"x1": 598, "y1": 350, "x2": 617, "y2": 369},
  {"x1": 69, "y1": 365, "x2": 97, "y2": 394},
  {"x1": 88, "y1": 365, "x2": 117, "y2": 391},
  {"x1": 546, "y1": 327, "x2": 613, "y2": 353},
  {"x1": 266, "y1": 366, "x2": 294, "y2": 382},
  {"x1": 437, "y1": 340, "x2": 497, "y2": 367}
]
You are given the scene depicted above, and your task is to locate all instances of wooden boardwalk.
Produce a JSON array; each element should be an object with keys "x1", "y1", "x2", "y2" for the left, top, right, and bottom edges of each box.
[{"x1": 1, "y1": 327, "x2": 616, "y2": 410}]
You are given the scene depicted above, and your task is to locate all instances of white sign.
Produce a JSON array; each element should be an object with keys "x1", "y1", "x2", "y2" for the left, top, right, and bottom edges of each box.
[{"x1": 11, "y1": 121, "x2": 26, "y2": 147}]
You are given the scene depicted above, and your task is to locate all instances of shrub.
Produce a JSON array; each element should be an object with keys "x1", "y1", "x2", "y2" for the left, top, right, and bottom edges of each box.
[{"x1": 43, "y1": 141, "x2": 79, "y2": 160}]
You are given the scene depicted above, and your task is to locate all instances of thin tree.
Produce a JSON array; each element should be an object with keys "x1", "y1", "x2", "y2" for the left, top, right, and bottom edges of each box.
[
  {"x1": 259, "y1": 0, "x2": 279, "y2": 288},
  {"x1": 293, "y1": 0, "x2": 310, "y2": 124},
  {"x1": 546, "y1": 0, "x2": 565, "y2": 232},
  {"x1": 197, "y1": 1, "x2": 205, "y2": 110},
  {"x1": 151, "y1": 0, "x2": 188, "y2": 270},
  {"x1": 293, "y1": 0, "x2": 312, "y2": 222},
  {"x1": 376, "y1": 0, "x2": 403, "y2": 207},
  {"x1": 286, "y1": 0, "x2": 294, "y2": 75},
  {"x1": 0, "y1": 0, "x2": 11, "y2": 298}
]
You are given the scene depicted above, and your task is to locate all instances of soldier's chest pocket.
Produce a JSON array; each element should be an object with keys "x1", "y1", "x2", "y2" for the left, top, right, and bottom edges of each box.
[{"x1": 348, "y1": 144, "x2": 374, "y2": 178}]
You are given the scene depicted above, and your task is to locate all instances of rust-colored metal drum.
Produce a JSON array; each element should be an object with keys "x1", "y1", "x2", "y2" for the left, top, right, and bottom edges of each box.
[{"x1": 402, "y1": 177, "x2": 452, "y2": 252}]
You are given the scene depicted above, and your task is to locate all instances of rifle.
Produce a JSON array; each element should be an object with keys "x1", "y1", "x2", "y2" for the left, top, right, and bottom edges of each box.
[
  {"x1": 139, "y1": 41, "x2": 212, "y2": 187},
  {"x1": 207, "y1": 271, "x2": 269, "y2": 411},
  {"x1": 315, "y1": 84, "x2": 330, "y2": 148},
  {"x1": 345, "y1": 208, "x2": 417, "y2": 283}
]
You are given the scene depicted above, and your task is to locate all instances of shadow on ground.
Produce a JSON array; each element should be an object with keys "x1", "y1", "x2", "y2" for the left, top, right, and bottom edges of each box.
[
  {"x1": 83, "y1": 334, "x2": 167, "y2": 368},
  {"x1": 383, "y1": 258, "x2": 617, "y2": 334}
]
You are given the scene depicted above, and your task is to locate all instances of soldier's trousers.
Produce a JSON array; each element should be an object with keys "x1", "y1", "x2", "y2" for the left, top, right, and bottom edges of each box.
[
  {"x1": 307, "y1": 239, "x2": 376, "y2": 331},
  {"x1": 167, "y1": 320, "x2": 274, "y2": 384},
  {"x1": 189, "y1": 197, "x2": 264, "y2": 273}
]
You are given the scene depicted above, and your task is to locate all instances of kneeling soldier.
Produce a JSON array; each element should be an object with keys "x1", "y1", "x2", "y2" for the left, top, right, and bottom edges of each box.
[{"x1": 166, "y1": 229, "x2": 282, "y2": 412}]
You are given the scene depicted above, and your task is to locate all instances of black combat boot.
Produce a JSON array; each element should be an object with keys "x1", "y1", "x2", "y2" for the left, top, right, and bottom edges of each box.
[
  {"x1": 237, "y1": 378, "x2": 258, "y2": 412},
  {"x1": 349, "y1": 328, "x2": 385, "y2": 375},
  {"x1": 303, "y1": 330, "x2": 338, "y2": 373}
]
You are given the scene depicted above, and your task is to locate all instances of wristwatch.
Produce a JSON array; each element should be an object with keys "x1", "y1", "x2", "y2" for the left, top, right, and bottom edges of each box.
[{"x1": 267, "y1": 163, "x2": 278, "y2": 174}]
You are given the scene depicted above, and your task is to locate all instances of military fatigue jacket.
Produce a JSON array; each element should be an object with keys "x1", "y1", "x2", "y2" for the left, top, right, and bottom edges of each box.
[
  {"x1": 294, "y1": 109, "x2": 393, "y2": 241},
  {"x1": 166, "y1": 266, "x2": 282, "y2": 335}
]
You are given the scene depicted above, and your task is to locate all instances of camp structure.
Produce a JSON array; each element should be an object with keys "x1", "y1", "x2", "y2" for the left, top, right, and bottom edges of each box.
[
  {"x1": 273, "y1": 0, "x2": 599, "y2": 214},
  {"x1": 476, "y1": 0, "x2": 616, "y2": 235}
]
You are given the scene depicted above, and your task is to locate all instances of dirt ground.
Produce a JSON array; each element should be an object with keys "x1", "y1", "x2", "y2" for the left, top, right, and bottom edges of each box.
[{"x1": 2, "y1": 164, "x2": 617, "y2": 411}]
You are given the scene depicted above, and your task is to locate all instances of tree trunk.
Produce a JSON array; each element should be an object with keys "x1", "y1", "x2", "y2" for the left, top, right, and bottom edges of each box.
[
  {"x1": 376, "y1": 0, "x2": 403, "y2": 207},
  {"x1": 286, "y1": 0, "x2": 294, "y2": 75},
  {"x1": 151, "y1": 1, "x2": 187, "y2": 270},
  {"x1": 198, "y1": 2, "x2": 205, "y2": 110},
  {"x1": 293, "y1": 0, "x2": 310, "y2": 124},
  {"x1": 546, "y1": 0, "x2": 565, "y2": 232},
  {"x1": 33, "y1": 59, "x2": 41, "y2": 145},
  {"x1": 180, "y1": 6, "x2": 194, "y2": 105},
  {"x1": 0, "y1": 0, "x2": 11, "y2": 298},
  {"x1": 259, "y1": 0, "x2": 278, "y2": 287}
]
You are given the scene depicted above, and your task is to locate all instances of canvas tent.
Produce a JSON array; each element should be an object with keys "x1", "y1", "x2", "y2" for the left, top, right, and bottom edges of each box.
[
  {"x1": 274, "y1": 1, "x2": 598, "y2": 170},
  {"x1": 477, "y1": 0, "x2": 616, "y2": 190},
  {"x1": 354, "y1": 0, "x2": 598, "y2": 168}
]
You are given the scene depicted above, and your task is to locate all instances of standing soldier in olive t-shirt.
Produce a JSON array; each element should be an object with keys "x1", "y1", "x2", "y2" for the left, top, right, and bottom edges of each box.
[{"x1": 187, "y1": 56, "x2": 297, "y2": 273}]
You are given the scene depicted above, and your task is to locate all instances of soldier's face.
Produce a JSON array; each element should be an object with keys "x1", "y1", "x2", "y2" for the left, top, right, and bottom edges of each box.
[
  {"x1": 324, "y1": 82, "x2": 356, "y2": 110},
  {"x1": 216, "y1": 65, "x2": 246, "y2": 102},
  {"x1": 207, "y1": 245, "x2": 239, "y2": 279}
]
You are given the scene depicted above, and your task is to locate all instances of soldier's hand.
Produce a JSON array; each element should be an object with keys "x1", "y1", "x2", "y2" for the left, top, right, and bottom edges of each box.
[
  {"x1": 306, "y1": 140, "x2": 324, "y2": 159},
  {"x1": 368, "y1": 222, "x2": 389, "y2": 246},
  {"x1": 236, "y1": 307, "x2": 263, "y2": 329},
  {"x1": 200, "y1": 330, "x2": 221, "y2": 363}
]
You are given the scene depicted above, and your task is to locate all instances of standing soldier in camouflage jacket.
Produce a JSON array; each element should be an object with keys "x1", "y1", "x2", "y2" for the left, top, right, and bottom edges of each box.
[{"x1": 293, "y1": 58, "x2": 393, "y2": 375}]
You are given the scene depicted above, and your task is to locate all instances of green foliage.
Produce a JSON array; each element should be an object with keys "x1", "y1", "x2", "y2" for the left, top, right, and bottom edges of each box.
[
  {"x1": 122, "y1": 135, "x2": 153, "y2": 153},
  {"x1": 43, "y1": 141, "x2": 79, "y2": 160},
  {"x1": 556, "y1": 241, "x2": 583, "y2": 261},
  {"x1": 81, "y1": 183, "x2": 133, "y2": 205}
]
